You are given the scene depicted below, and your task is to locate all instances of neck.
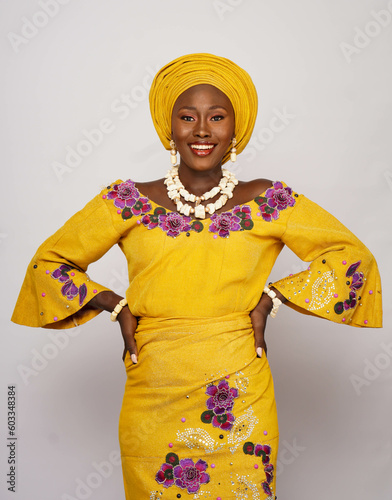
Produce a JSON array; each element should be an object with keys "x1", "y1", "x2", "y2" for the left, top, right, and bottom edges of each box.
[{"x1": 177, "y1": 163, "x2": 223, "y2": 196}]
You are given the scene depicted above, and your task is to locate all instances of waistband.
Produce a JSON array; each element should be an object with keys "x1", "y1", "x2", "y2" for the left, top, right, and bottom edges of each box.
[{"x1": 136, "y1": 312, "x2": 252, "y2": 335}]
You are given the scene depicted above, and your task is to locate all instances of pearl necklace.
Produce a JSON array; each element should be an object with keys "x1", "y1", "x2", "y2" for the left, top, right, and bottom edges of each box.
[{"x1": 164, "y1": 166, "x2": 238, "y2": 219}]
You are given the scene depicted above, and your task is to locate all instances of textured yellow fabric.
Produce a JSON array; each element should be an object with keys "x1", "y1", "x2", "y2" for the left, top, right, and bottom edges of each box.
[
  {"x1": 12, "y1": 180, "x2": 382, "y2": 498},
  {"x1": 149, "y1": 53, "x2": 258, "y2": 164}
]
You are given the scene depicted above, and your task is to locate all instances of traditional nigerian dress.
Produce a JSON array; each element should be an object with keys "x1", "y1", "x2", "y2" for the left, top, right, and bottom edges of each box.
[{"x1": 12, "y1": 180, "x2": 382, "y2": 499}]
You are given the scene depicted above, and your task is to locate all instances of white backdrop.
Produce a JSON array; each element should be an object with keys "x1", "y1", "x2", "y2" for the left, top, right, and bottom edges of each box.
[{"x1": 1, "y1": 1, "x2": 391, "y2": 499}]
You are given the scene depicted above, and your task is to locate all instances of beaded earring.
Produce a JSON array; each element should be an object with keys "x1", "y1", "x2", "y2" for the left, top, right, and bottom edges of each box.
[
  {"x1": 230, "y1": 137, "x2": 237, "y2": 162},
  {"x1": 170, "y1": 140, "x2": 178, "y2": 165}
]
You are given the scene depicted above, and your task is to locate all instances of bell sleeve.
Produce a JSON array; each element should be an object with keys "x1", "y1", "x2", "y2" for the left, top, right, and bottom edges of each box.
[
  {"x1": 270, "y1": 194, "x2": 382, "y2": 328},
  {"x1": 11, "y1": 187, "x2": 123, "y2": 330}
]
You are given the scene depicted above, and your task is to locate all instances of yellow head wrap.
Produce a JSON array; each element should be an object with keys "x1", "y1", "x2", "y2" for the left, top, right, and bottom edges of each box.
[{"x1": 149, "y1": 53, "x2": 258, "y2": 164}]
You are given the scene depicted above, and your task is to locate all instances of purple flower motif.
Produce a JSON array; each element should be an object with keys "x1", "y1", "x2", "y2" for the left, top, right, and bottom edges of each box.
[
  {"x1": 264, "y1": 464, "x2": 274, "y2": 484},
  {"x1": 107, "y1": 179, "x2": 140, "y2": 210},
  {"x1": 255, "y1": 444, "x2": 271, "y2": 465},
  {"x1": 158, "y1": 212, "x2": 192, "y2": 237},
  {"x1": 51, "y1": 265, "x2": 87, "y2": 304},
  {"x1": 334, "y1": 261, "x2": 364, "y2": 315},
  {"x1": 344, "y1": 291, "x2": 357, "y2": 310},
  {"x1": 61, "y1": 280, "x2": 79, "y2": 300},
  {"x1": 350, "y1": 271, "x2": 364, "y2": 291},
  {"x1": 209, "y1": 211, "x2": 241, "y2": 238},
  {"x1": 265, "y1": 181, "x2": 295, "y2": 211},
  {"x1": 131, "y1": 197, "x2": 152, "y2": 216},
  {"x1": 79, "y1": 283, "x2": 87, "y2": 306},
  {"x1": 141, "y1": 213, "x2": 159, "y2": 229},
  {"x1": 51, "y1": 264, "x2": 72, "y2": 283},
  {"x1": 255, "y1": 182, "x2": 295, "y2": 222},
  {"x1": 212, "y1": 411, "x2": 235, "y2": 430},
  {"x1": 155, "y1": 463, "x2": 174, "y2": 488},
  {"x1": 232, "y1": 205, "x2": 254, "y2": 231},
  {"x1": 206, "y1": 380, "x2": 239, "y2": 415},
  {"x1": 262, "y1": 481, "x2": 273, "y2": 496},
  {"x1": 346, "y1": 261, "x2": 361, "y2": 278},
  {"x1": 173, "y1": 458, "x2": 210, "y2": 494}
]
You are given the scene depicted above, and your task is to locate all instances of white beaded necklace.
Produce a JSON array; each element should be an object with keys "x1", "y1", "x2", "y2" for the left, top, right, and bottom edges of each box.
[{"x1": 164, "y1": 166, "x2": 238, "y2": 219}]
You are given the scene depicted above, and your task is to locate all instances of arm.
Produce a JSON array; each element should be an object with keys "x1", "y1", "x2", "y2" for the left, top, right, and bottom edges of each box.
[
  {"x1": 271, "y1": 194, "x2": 382, "y2": 328},
  {"x1": 88, "y1": 290, "x2": 138, "y2": 363},
  {"x1": 250, "y1": 187, "x2": 382, "y2": 357},
  {"x1": 250, "y1": 287, "x2": 287, "y2": 358}
]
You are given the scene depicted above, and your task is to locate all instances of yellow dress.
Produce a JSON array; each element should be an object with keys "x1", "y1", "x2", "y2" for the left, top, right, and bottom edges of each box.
[{"x1": 12, "y1": 180, "x2": 382, "y2": 499}]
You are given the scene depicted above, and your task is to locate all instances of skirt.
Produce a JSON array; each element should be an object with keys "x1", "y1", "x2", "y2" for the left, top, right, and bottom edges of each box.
[{"x1": 119, "y1": 312, "x2": 279, "y2": 499}]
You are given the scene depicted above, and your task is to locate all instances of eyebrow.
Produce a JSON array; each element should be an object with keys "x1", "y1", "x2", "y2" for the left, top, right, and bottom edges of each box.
[{"x1": 177, "y1": 105, "x2": 228, "y2": 111}]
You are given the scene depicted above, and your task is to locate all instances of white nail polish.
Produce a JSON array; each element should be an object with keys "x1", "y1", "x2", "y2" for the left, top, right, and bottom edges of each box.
[
  {"x1": 131, "y1": 354, "x2": 138, "y2": 364},
  {"x1": 256, "y1": 347, "x2": 262, "y2": 357}
]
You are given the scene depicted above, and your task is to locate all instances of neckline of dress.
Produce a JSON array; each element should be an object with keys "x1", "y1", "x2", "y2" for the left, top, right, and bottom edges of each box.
[{"x1": 134, "y1": 183, "x2": 271, "y2": 222}]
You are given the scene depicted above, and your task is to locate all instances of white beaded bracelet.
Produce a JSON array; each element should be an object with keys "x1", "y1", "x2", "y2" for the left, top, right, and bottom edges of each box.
[
  {"x1": 263, "y1": 286, "x2": 282, "y2": 318},
  {"x1": 110, "y1": 298, "x2": 128, "y2": 322}
]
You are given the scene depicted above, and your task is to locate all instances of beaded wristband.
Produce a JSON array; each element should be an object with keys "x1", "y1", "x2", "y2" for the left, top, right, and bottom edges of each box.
[
  {"x1": 110, "y1": 298, "x2": 128, "y2": 322},
  {"x1": 263, "y1": 286, "x2": 282, "y2": 318}
]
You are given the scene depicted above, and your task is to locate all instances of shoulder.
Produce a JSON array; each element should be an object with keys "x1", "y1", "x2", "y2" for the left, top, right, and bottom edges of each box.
[{"x1": 236, "y1": 178, "x2": 273, "y2": 202}]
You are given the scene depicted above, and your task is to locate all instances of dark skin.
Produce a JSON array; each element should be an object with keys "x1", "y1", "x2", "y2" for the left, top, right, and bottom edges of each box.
[{"x1": 88, "y1": 84, "x2": 287, "y2": 363}]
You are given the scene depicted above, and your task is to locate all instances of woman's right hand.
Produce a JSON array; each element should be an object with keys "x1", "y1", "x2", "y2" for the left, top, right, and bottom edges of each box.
[
  {"x1": 86, "y1": 290, "x2": 139, "y2": 363},
  {"x1": 117, "y1": 306, "x2": 138, "y2": 363}
]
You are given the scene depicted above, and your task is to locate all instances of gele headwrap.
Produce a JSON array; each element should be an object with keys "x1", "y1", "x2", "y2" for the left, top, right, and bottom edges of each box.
[{"x1": 149, "y1": 53, "x2": 258, "y2": 164}]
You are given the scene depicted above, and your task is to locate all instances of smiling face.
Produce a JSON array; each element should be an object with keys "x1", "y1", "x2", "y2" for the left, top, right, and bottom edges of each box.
[{"x1": 171, "y1": 84, "x2": 235, "y2": 172}]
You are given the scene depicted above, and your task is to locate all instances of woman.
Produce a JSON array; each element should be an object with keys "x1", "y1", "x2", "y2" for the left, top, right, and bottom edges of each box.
[{"x1": 12, "y1": 53, "x2": 382, "y2": 499}]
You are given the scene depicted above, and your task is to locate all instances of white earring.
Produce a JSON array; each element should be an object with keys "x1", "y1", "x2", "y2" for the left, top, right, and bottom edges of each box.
[
  {"x1": 230, "y1": 137, "x2": 237, "y2": 162},
  {"x1": 170, "y1": 140, "x2": 177, "y2": 165}
]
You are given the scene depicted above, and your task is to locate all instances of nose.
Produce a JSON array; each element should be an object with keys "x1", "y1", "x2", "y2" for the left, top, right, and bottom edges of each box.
[{"x1": 193, "y1": 115, "x2": 211, "y2": 138}]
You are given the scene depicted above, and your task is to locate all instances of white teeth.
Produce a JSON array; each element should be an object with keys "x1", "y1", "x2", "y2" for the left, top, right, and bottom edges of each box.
[{"x1": 190, "y1": 144, "x2": 215, "y2": 150}]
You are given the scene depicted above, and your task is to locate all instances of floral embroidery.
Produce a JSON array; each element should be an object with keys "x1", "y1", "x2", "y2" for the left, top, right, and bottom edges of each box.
[
  {"x1": 242, "y1": 441, "x2": 274, "y2": 496},
  {"x1": 255, "y1": 181, "x2": 295, "y2": 222},
  {"x1": 107, "y1": 180, "x2": 151, "y2": 219},
  {"x1": 201, "y1": 380, "x2": 239, "y2": 431},
  {"x1": 155, "y1": 453, "x2": 210, "y2": 494},
  {"x1": 141, "y1": 208, "x2": 203, "y2": 237},
  {"x1": 51, "y1": 265, "x2": 87, "y2": 306},
  {"x1": 159, "y1": 212, "x2": 192, "y2": 237},
  {"x1": 334, "y1": 261, "x2": 364, "y2": 314},
  {"x1": 209, "y1": 205, "x2": 253, "y2": 238}
]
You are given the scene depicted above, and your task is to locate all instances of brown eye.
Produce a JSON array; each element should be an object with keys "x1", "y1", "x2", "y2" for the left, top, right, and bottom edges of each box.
[
  {"x1": 211, "y1": 115, "x2": 224, "y2": 121},
  {"x1": 181, "y1": 116, "x2": 195, "y2": 121}
]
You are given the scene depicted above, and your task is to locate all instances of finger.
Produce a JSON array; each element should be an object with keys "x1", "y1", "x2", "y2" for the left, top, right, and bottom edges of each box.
[
  {"x1": 250, "y1": 311, "x2": 268, "y2": 358},
  {"x1": 123, "y1": 335, "x2": 138, "y2": 364}
]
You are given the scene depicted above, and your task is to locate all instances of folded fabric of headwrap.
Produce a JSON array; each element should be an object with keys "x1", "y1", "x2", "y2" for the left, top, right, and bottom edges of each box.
[{"x1": 149, "y1": 53, "x2": 258, "y2": 164}]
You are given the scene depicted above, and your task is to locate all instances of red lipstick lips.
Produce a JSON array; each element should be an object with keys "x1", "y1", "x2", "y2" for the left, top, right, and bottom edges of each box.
[{"x1": 189, "y1": 142, "x2": 216, "y2": 156}]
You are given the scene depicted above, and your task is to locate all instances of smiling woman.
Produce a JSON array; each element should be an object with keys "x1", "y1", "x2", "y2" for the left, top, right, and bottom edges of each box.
[{"x1": 11, "y1": 53, "x2": 382, "y2": 499}]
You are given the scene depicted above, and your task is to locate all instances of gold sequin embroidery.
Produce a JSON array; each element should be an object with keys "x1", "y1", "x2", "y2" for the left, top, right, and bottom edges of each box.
[
  {"x1": 309, "y1": 270, "x2": 335, "y2": 311},
  {"x1": 228, "y1": 407, "x2": 259, "y2": 453},
  {"x1": 176, "y1": 428, "x2": 224, "y2": 454},
  {"x1": 232, "y1": 474, "x2": 261, "y2": 499},
  {"x1": 235, "y1": 371, "x2": 249, "y2": 393}
]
